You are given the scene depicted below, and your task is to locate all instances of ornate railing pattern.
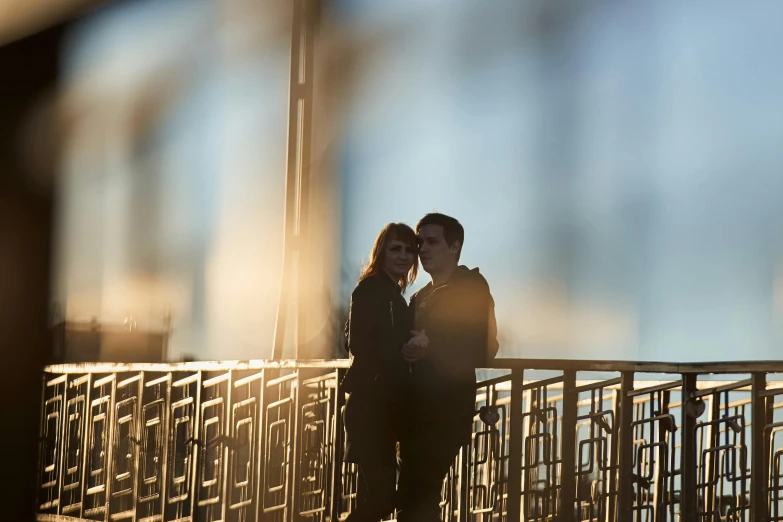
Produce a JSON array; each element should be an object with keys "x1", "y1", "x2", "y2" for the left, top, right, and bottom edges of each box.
[{"x1": 36, "y1": 359, "x2": 783, "y2": 521}]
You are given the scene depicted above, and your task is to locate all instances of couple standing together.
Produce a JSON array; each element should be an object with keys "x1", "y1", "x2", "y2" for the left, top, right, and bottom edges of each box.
[{"x1": 342, "y1": 213, "x2": 499, "y2": 522}]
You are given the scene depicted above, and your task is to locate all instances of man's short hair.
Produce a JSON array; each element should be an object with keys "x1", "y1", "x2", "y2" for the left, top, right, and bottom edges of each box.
[{"x1": 416, "y1": 213, "x2": 464, "y2": 260}]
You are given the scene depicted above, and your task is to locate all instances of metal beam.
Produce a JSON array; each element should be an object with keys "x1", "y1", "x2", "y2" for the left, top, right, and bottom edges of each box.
[{"x1": 272, "y1": 0, "x2": 316, "y2": 360}]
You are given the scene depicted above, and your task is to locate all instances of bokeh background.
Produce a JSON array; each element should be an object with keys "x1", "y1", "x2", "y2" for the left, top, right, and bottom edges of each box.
[{"x1": 46, "y1": 0, "x2": 783, "y2": 363}]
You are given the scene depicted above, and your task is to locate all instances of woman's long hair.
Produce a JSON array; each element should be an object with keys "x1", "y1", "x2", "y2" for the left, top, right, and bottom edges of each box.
[{"x1": 359, "y1": 223, "x2": 418, "y2": 292}]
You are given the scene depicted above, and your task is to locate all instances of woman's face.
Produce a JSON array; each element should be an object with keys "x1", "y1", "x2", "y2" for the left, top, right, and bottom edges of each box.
[{"x1": 383, "y1": 238, "x2": 416, "y2": 280}]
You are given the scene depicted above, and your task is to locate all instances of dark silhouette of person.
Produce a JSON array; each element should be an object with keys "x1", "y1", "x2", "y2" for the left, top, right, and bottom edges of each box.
[
  {"x1": 396, "y1": 213, "x2": 498, "y2": 522},
  {"x1": 342, "y1": 223, "x2": 426, "y2": 522}
]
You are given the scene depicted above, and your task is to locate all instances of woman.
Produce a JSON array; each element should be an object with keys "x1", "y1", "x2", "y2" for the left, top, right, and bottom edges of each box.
[{"x1": 342, "y1": 222, "x2": 424, "y2": 522}]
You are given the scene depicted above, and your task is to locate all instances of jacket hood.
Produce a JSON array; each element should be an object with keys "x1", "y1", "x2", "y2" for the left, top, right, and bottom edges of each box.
[
  {"x1": 415, "y1": 265, "x2": 489, "y2": 297},
  {"x1": 451, "y1": 265, "x2": 492, "y2": 293},
  {"x1": 453, "y1": 265, "x2": 486, "y2": 282}
]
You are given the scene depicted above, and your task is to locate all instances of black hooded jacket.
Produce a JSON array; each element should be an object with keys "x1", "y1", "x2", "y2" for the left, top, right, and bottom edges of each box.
[
  {"x1": 408, "y1": 265, "x2": 498, "y2": 422},
  {"x1": 342, "y1": 272, "x2": 412, "y2": 402}
]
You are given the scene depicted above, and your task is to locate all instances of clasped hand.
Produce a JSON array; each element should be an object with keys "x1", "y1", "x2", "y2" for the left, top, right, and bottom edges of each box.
[{"x1": 401, "y1": 329, "x2": 428, "y2": 362}]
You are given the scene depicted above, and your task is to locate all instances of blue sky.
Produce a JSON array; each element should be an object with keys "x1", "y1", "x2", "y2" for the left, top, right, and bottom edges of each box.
[{"x1": 338, "y1": 1, "x2": 783, "y2": 361}]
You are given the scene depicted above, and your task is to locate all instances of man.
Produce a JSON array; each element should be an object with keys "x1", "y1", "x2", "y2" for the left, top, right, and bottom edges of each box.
[{"x1": 397, "y1": 213, "x2": 498, "y2": 522}]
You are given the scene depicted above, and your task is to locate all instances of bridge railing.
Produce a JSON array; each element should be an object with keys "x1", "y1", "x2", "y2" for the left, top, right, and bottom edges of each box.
[{"x1": 36, "y1": 359, "x2": 783, "y2": 521}]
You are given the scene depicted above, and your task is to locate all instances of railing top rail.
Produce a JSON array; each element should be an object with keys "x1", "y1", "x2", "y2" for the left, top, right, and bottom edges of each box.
[
  {"x1": 43, "y1": 359, "x2": 353, "y2": 374},
  {"x1": 492, "y1": 358, "x2": 783, "y2": 374},
  {"x1": 42, "y1": 357, "x2": 783, "y2": 375}
]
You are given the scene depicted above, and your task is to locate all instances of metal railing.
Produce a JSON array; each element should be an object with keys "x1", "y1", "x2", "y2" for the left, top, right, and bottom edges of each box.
[{"x1": 35, "y1": 358, "x2": 783, "y2": 521}]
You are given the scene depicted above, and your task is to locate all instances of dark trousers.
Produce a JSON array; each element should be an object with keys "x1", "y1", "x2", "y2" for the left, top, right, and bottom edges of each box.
[
  {"x1": 343, "y1": 388, "x2": 400, "y2": 521},
  {"x1": 346, "y1": 463, "x2": 397, "y2": 522},
  {"x1": 396, "y1": 421, "x2": 468, "y2": 522}
]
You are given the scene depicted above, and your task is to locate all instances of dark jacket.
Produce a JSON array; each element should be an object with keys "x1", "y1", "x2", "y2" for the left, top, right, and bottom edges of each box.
[
  {"x1": 408, "y1": 265, "x2": 498, "y2": 423},
  {"x1": 342, "y1": 272, "x2": 412, "y2": 402}
]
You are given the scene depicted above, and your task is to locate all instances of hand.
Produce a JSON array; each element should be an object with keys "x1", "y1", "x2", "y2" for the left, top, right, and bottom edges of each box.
[
  {"x1": 401, "y1": 330, "x2": 428, "y2": 362},
  {"x1": 401, "y1": 342, "x2": 426, "y2": 362},
  {"x1": 408, "y1": 329, "x2": 428, "y2": 348}
]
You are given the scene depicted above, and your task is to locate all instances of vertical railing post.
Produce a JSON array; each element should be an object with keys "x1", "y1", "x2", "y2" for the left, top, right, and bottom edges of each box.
[
  {"x1": 191, "y1": 371, "x2": 202, "y2": 520},
  {"x1": 330, "y1": 368, "x2": 346, "y2": 522},
  {"x1": 222, "y1": 370, "x2": 233, "y2": 522},
  {"x1": 290, "y1": 370, "x2": 302, "y2": 522},
  {"x1": 681, "y1": 373, "x2": 698, "y2": 521},
  {"x1": 561, "y1": 370, "x2": 577, "y2": 522},
  {"x1": 36, "y1": 373, "x2": 46, "y2": 514},
  {"x1": 56, "y1": 374, "x2": 66, "y2": 517},
  {"x1": 255, "y1": 368, "x2": 267, "y2": 522},
  {"x1": 133, "y1": 372, "x2": 146, "y2": 517},
  {"x1": 104, "y1": 375, "x2": 117, "y2": 520},
  {"x1": 751, "y1": 371, "x2": 768, "y2": 522},
  {"x1": 459, "y1": 442, "x2": 470, "y2": 522},
  {"x1": 616, "y1": 371, "x2": 635, "y2": 521},
  {"x1": 78, "y1": 373, "x2": 93, "y2": 520},
  {"x1": 160, "y1": 372, "x2": 171, "y2": 522},
  {"x1": 506, "y1": 368, "x2": 524, "y2": 522}
]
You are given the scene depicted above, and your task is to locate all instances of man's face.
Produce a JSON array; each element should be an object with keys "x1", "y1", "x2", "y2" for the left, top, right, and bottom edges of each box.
[{"x1": 417, "y1": 224, "x2": 459, "y2": 275}]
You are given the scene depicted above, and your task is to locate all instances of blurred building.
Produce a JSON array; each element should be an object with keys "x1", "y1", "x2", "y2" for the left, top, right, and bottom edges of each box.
[{"x1": 53, "y1": 0, "x2": 340, "y2": 361}]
